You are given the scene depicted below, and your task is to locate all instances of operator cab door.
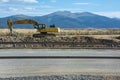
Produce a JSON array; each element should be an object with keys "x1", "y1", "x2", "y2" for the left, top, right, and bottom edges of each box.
[{"x1": 38, "y1": 24, "x2": 46, "y2": 30}]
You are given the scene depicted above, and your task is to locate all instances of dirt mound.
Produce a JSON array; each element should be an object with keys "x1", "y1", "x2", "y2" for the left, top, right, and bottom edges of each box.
[
  {"x1": 0, "y1": 35, "x2": 119, "y2": 48},
  {"x1": 115, "y1": 36, "x2": 120, "y2": 40},
  {"x1": 0, "y1": 36, "x2": 118, "y2": 43},
  {"x1": 0, "y1": 75, "x2": 120, "y2": 80}
]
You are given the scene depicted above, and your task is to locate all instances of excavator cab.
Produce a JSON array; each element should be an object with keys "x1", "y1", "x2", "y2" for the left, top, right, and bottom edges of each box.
[
  {"x1": 37, "y1": 24, "x2": 56, "y2": 30},
  {"x1": 37, "y1": 24, "x2": 46, "y2": 30}
]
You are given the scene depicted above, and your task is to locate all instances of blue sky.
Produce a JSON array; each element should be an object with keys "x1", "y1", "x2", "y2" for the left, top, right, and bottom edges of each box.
[{"x1": 0, "y1": 0, "x2": 120, "y2": 18}]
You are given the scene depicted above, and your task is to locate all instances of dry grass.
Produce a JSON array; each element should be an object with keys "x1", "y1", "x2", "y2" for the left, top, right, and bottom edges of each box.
[
  {"x1": 60, "y1": 29, "x2": 120, "y2": 35},
  {"x1": 0, "y1": 29, "x2": 36, "y2": 36},
  {"x1": 0, "y1": 29, "x2": 120, "y2": 36}
]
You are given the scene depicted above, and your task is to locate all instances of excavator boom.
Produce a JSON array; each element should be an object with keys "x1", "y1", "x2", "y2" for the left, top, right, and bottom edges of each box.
[
  {"x1": 8, "y1": 19, "x2": 39, "y2": 28},
  {"x1": 13, "y1": 19, "x2": 39, "y2": 27}
]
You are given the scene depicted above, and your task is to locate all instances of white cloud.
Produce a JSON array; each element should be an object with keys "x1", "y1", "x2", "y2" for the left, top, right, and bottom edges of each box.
[
  {"x1": 73, "y1": 2, "x2": 100, "y2": 6},
  {"x1": 24, "y1": 7, "x2": 35, "y2": 10},
  {"x1": 1, "y1": 7, "x2": 36, "y2": 14},
  {"x1": 50, "y1": 0, "x2": 56, "y2": 2},
  {"x1": 0, "y1": 4, "x2": 53, "y2": 17},
  {"x1": 18, "y1": 0, "x2": 38, "y2": 3},
  {"x1": 55, "y1": 8, "x2": 83, "y2": 12},
  {"x1": 95, "y1": 11, "x2": 120, "y2": 18},
  {"x1": 73, "y1": 2, "x2": 90, "y2": 5},
  {"x1": 0, "y1": 0, "x2": 38, "y2": 3},
  {"x1": 0, "y1": 0, "x2": 9, "y2": 2},
  {"x1": 39, "y1": 5, "x2": 52, "y2": 8},
  {"x1": 8, "y1": 7, "x2": 18, "y2": 11}
]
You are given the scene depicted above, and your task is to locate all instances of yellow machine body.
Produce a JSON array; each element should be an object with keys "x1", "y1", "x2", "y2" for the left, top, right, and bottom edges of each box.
[
  {"x1": 7, "y1": 19, "x2": 60, "y2": 36},
  {"x1": 37, "y1": 27, "x2": 60, "y2": 33}
]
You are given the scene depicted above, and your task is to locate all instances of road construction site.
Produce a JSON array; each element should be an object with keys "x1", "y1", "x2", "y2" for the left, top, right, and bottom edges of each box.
[
  {"x1": 0, "y1": 29, "x2": 120, "y2": 49},
  {"x1": 0, "y1": 19, "x2": 120, "y2": 49}
]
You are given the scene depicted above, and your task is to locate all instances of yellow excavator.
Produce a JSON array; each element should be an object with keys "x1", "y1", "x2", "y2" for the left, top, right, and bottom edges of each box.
[{"x1": 7, "y1": 19, "x2": 60, "y2": 37}]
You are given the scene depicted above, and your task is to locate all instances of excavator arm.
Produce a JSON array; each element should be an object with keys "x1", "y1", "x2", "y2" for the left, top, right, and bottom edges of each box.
[
  {"x1": 7, "y1": 19, "x2": 40, "y2": 35},
  {"x1": 7, "y1": 19, "x2": 13, "y2": 35},
  {"x1": 13, "y1": 19, "x2": 39, "y2": 28},
  {"x1": 7, "y1": 19, "x2": 39, "y2": 28}
]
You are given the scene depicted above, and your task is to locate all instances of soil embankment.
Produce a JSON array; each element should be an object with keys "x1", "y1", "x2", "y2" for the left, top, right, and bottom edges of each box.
[
  {"x1": 0, "y1": 35, "x2": 120, "y2": 49},
  {"x1": 0, "y1": 29, "x2": 120, "y2": 49},
  {"x1": 0, "y1": 75, "x2": 120, "y2": 80}
]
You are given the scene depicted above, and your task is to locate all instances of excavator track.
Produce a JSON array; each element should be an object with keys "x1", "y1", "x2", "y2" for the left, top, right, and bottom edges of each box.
[{"x1": 33, "y1": 33, "x2": 56, "y2": 38}]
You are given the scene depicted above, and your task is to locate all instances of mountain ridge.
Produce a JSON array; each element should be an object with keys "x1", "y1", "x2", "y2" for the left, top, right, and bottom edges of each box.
[{"x1": 0, "y1": 11, "x2": 120, "y2": 29}]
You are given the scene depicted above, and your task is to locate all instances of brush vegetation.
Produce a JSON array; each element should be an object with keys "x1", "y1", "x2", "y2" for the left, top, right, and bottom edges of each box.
[{"x1": 0, "y1": 29, "x2": 120, "y2": 36}]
